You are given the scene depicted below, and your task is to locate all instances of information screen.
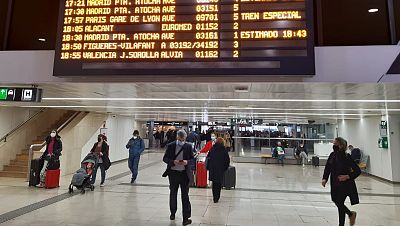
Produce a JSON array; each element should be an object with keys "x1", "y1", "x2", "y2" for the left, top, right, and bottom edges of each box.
[{"x1": 54, "y1": 0, "x2": 315, "y2": 76}]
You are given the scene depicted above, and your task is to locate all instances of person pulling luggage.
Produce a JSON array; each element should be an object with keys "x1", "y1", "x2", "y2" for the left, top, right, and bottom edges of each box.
[
  {"x1": 38, "y1": 129, "x2": 62, "y2": 188},
  {"x1": 126, "y1": 130, "x2": 145, "y2": 184},
  {"x1": 199, "y1": 132, "x2": 217, "y2": 153},
  {"x1": 206, "y1": 138, "x2": 230, "y2": 203}
]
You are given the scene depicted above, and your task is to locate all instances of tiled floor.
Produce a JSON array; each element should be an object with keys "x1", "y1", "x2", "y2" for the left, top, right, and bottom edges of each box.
[{"x1": 0, "y1": 151, "x2": 400, "y2": 226}]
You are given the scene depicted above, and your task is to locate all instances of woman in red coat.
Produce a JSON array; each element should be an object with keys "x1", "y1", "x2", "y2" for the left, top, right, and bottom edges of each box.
[{"x1": 200, "y1": 133, "x2": 217, "y2": 153}]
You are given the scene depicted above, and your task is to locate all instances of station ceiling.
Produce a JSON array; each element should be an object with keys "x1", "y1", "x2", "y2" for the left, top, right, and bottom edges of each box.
[{"x1": 2, "y1": 82, "x2": 400, "y2": 123}]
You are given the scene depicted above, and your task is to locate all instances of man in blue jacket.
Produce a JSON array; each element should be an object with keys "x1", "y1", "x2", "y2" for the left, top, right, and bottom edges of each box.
[{"x1": 126, "y1": 130, "x2": 145, "y2": 183}]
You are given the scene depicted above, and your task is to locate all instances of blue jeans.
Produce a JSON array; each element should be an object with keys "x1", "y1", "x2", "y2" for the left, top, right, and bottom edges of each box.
[
  {"x1": 128, "y1": 155, "x2": 141, "y2": 180},
  {"x1": 91, "y1": 163, "x2": 106, "y2": 185},
  {"x1": 278, "y1": 154, "x2": 285, "y2": 165}
]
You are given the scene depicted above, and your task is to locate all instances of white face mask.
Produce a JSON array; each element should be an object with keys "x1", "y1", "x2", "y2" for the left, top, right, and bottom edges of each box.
[
  {"x1": 177, "y1": 140, "x2": 185, "y2": 146},
  {"x1": 50, "y1": 132, "x2": 56, "y2": 138},
  {"x1": 133, "y1": 136, "x2": 137, "y2": 139}
]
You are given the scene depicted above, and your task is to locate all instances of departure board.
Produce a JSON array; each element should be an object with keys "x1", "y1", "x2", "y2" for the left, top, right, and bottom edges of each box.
[{"x1": 54, "y1": 0, "x2": 315, "y2": 76}]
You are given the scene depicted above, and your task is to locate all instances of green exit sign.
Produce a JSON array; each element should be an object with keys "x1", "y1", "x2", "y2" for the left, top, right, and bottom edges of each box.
[{"x1": 0, "y1": 88, "x2": 7, "y2": 100}]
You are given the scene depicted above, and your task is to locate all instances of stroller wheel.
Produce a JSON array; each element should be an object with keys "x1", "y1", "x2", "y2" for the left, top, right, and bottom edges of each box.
[
  {"x1": 68, "y1": 188, "x2": 73, "y2": 194},
  {"x1": 90, "y1": 185, "x2": 95, "y2": 191},
  {"x1": 80, "y1": 189, "x2": 86, "y2": 194}
]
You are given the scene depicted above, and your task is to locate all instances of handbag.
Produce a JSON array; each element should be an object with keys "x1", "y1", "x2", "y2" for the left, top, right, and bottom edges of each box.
[
  {"x1": 205, "y1": 156, "x2": 210, "y2": 170},
  {"x1": 162, "y1": 146, "x2": 184, "y2": 177},
  {"x1": 47, "y1": 157, "x2": 60, "y2": 170},
  {"x1": 103, "y1": 155, "x2": 111, "y2": 170}
]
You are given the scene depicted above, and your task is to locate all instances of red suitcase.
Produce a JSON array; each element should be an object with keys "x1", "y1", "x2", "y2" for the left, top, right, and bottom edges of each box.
[
  {"x1": 196, "y1": 161, "x2": 207, "y2": 188},
  {"x1": 45, "y1": 169, "x2": 60, "y2": 189}
]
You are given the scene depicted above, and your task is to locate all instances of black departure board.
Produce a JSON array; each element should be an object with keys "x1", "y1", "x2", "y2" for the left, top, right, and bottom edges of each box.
[{"x1": 54, "y1": 0, "x2": 315, "y2": 76}]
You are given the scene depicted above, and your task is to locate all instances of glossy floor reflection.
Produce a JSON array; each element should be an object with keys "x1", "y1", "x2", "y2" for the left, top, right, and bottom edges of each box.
[{"x1": 0, "y1": 151, "x2": 399, "y2": 226}]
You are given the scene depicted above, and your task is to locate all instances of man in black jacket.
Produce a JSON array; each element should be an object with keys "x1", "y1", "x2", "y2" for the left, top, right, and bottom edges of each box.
[{"x1": 163, "y1": 130, "x2": 194, "y2": 225}]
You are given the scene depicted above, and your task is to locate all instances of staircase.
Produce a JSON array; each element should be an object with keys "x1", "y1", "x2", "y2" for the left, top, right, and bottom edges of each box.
[{"x1": 0, "y1": 111, "x2": 76, "y2": 178}]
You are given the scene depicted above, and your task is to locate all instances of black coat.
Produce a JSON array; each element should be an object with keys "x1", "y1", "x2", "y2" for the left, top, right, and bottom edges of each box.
[
  {"x1": 206, "y1": 143, "x2": 230, "y2": 183},
  {"x1": 323, "y1": 151, "x2": 361, "y2": 205},
  {"x1": 91, "y1": 142, "x2": 111, "y2": 170},
  {"x1": 163, "y1": 142, "x2": 194, "y2": 181},
  {"x1": 42, "y1": 136, "x2": 62, "y2": 160}
]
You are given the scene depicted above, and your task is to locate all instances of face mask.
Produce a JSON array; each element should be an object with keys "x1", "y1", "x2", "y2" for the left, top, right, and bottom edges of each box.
[
  {"x1": 177, "y1": 140, "x2": 185, "y2": 146},
  {"x1": 133, "y1": 136, "x2": 137, "y2": 139},
  {"x1": 333, "y1": 145, "x2": 340, "y2": 152},
  {"x1": 211, "y1": 136, "x2": 216, "y2": 141},
  {"x1": 50, "y1": 132, "x2": 56, "y2": 138}
]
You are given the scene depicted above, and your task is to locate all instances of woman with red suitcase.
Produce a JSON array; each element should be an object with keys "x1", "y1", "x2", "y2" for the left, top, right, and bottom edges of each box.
[{"x1": 38, "y1": 129, "x2": 62, "y2": 188}]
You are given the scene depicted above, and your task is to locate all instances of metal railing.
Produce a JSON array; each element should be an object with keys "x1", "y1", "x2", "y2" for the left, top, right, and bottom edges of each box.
[
  {"x1": 26, "y1": 111, "x2": 81, "y2": 180},
  {"x1": 0, "y1": 108, "x2": 45, "y2": 143}
]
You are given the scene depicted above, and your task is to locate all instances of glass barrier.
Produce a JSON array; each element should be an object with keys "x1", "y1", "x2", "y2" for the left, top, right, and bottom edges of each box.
[{"x1": 231, "y1": 137, "x2": 334, "y2": 158}]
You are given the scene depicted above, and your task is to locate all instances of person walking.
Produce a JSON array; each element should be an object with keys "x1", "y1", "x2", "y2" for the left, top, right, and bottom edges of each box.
[
  {"x1": 206, "y1": 138, "x2": 230, "y2": 203},
  {"x1": 126, "y1": 130, "x2": 145, "y2": 184},
  {"x1": 39, "y1": 129, "x2": 62, "y2": 188},
  {"x1": 90, "y1": 134, "x2": 110, "y2": 187},
  {"x1": 322, "y1": 137, "x2": 361, "y2": 226},
  {"x1": 162, "y1": 130, "x2": 194, "y2": 225}
]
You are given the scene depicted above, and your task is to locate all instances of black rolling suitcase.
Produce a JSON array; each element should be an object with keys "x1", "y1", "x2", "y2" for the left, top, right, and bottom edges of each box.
[
  {"x1": 29, "y1": 159, "x2": 43, "y2": 187},
  {"x1": 312, "y1": 156, "x2": 320, "y2": 167},
  {"x1": 223, "y1": 166, "x2": 236, "y2": 190}
]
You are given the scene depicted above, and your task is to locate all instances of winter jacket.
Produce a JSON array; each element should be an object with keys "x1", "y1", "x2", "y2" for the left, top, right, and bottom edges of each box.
[
  {"x1": 323, "y1": 151, "x2": 361, "y2": 205},
  {"x1": 206, "y1": 143, "x2": 230, "y2": 183},
  {"x1": 126, "y1": 137, "x2": 145, "y2": 157},
  {"x1": 41, "y1": 136, "x2": 62, "y2": 161}
]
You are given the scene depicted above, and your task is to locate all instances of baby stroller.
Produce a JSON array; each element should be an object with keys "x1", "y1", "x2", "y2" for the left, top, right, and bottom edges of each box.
[{"x1": 68, "y1": 153, "x2": 98, "y2": 194}]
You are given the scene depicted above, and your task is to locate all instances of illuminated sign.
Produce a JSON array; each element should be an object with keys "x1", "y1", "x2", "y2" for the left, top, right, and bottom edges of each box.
[
  {"x1": 0, "y1": 88, "x2": 42, "y2": 102},
  {"x1": 54, "y1": 0, "x2": 315, "y2": 76}
]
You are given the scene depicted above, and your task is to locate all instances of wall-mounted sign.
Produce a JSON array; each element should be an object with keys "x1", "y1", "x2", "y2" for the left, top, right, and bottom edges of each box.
[
  {"x1": 0, "y1": 88, "x2": 42, "y2": 102},
  {"x1": 147, "y1": 121, "x2": 188, "y2": 126},
  {"x1": 232, "y1": 118, "x2": 263, "y2": 125}
]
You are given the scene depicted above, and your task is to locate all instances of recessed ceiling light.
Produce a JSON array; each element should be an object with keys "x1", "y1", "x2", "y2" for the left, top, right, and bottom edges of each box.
[
  {"x1": 368, "y1": 8, "x2": 379, "y2": 13},
  {"x1": 38, "y1": 38, "x2": 46, "y2": 42}
]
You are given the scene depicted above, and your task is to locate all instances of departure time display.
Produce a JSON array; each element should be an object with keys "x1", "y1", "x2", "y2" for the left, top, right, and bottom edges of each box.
[{"x1": 54, "y1": 0, "x2": 315, "y2": 76}]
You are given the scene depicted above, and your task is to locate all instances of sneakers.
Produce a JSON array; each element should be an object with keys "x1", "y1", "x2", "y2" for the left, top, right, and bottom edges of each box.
[
  {"x1": 349, "y1": 211, "x2": 357, "y2": 226},
  {"x1": 170, "y1": 214, "x2": 175, "y2": 220},
  {"x1": 183, "y1": 219, "x2": 192, "y2": 225},
  {"x1": 100, "y1": 183, "x2": 105, "y2": 187},
  {"x1": 130, "y1": 178, "x2": 135, "y2": 184}
]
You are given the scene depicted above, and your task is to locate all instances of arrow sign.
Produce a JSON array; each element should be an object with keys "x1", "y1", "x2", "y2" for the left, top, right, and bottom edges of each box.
[{"x1": 0, "y1": 89, "x2": 7, "y2": 100}]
